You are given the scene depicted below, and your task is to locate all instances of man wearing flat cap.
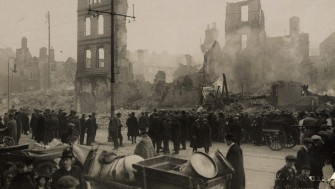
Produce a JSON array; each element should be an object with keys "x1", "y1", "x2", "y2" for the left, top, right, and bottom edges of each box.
[
  {"x1": 274, "y1": 155, "x2": 298, "y2": 189},
  {"x1": 295, "y1": 138, "x2": 313, "y2": 174},
  {"x1": 225, "y1": 134, "x2": 245, "y2": 189},
  {"x1": 310, "y1": 135, "x2": 325, "y2": 189},
  {"x1": 51, "y1": 149, "x2": 86, "y2": 189}
]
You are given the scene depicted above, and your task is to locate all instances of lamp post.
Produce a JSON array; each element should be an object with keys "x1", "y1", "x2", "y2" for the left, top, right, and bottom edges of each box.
[{"x1": 7, "y1": 57, "x2": 17, "y2": 113}]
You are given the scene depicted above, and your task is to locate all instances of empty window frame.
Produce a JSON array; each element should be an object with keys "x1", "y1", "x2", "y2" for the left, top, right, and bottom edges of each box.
[
  {"x1": 241, "y1": 5, "x2": 248, "y2": 21},
  {"x1": 85, "y1": 49, "x2": 92, "y2": 68},
  {"x1": 85, "y1": 17, "x2": 91, "y2": 36},
  {"x1": 98, "y1": 48, "x2": 105, "y2": 68},
  {"x1": 242, "y1": 35, "x2": 247, "y2": 50},
  {"x1": 98, "y1": 15, "x2": 104, "y2": 34}
]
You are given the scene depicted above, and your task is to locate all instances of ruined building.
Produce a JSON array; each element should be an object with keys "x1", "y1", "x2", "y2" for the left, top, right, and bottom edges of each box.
[
  {"x1": 13, "y1": 37, "x2": 76, "y2": 93},
  {"x1": 224, "y1": 0, "x2": 267, "y2": 87},
  {"x1": 200, "y1": 23, "x2": 224, "y2": 84},
  {"x1": 267, "y1": 17, "x2": 311, "y2": 82},
  {"x1": 15, "y1": 37, "x2": 40, "y2": 92},
  {"x1": 75, "y1": 0, "x2": 133, "y2": 113}
]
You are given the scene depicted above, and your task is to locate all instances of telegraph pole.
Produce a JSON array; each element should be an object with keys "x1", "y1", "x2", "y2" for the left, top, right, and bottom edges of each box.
[
  {"x1": 110, "y1": 1, "x2": 115, "y2": 114},
  {"x1": 88, "y1": 1, "x2": 135, "y2": 115},
  {"x1": 48, "y1": 11, "x2": 51, "y2": 88}
]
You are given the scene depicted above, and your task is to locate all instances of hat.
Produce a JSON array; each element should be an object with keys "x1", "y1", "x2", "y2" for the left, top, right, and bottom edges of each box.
[
  {"x1": 116, "y1": 112, "x2": 121, "y2": 116},
  {"x1": 67, "y1": 123, "x2": 75, "y2": 127},
  {"x1": 226, "y1": 134, "x2": 235, "y2": 141},
  {"x1": 303, "y1": 138, "x2": 313, "y2": 144},
  {"x1": 92, "y1": 112, "x2": 96, "y2": 115},
  {"x1": 285, "y1": 155, "x2": 297, "y2": 162},
  {"x1": 61, "y1": 149, "x2": 74, "y2": 159},
  {"x1": 70, "y1": 110, "x2": 77, "y2": 114},
  {"x1": 56, "y1": 175, "x2": 79, "y2": 189},
  {"x1": 81, "y1": 114, "x2": 86, "y2": 117},
  {"x1": 311, "y1": 135, "x2": 322, "y2": 141},
  {"x1": 301, "y1": 165, "x2": 311, "y2": 170}
]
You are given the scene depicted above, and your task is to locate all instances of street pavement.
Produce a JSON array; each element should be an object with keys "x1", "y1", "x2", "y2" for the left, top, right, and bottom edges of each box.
[{"x1": 19, "y1": 128, "x2": 333, "y2": 189}]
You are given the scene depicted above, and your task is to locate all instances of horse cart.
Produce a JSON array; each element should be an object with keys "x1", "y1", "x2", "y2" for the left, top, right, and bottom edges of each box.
[
  {"x1": 262, "y1": 112, "x2": 322, "y2": 151},
  {"x1": 262, "y1": 112, "x2": 300, "y2": 151}
]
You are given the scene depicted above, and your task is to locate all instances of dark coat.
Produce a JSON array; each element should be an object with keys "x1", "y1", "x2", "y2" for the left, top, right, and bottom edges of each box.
[
  {"x1": 21, "y1": 113, "x2": 30, "y2": 133},
  {"x1": 138, "y1": 115, "x2": 148, "y2": 131},
  {"x1": 7, "y1": 119, "x2": 17, "y2": 143},
  {"x1": 274, "y1": 166, "x2": 298, "y2": 189},
  {"x1": 35, "y1": 115, "x2": 45, "y2": 143},
  {"x1": 9, "y1": 172, "x2": 35, "y2": 189},
  {"x1": 226, "y1": 144, "x2": 245, "y2": 189},
  {"x1": 295, "y1": 147, "x2": 312, "y2": 173},
  {"x1": 198, "y1": 123, "x2": 211, "y2": 147},
  {"x1": 229, "y1": 120, "x2": 242, "y2": 144},
  {"x1": 80, "y1": 117, "x2": 86, "y2": 133},
  {"x1": 190, "y1": 120, "x2": 200, "y2": 148},
  {"x1": 68, "y1": 116, "x2": 81, "y2": 136},
  {"x1": 171, "y1": 115, "x2": 182, "y2": 141},
  {"x1": 30, "y1": 113, "x2": 39, "y2": 135},
  {"x1": 296, "y1": 175, "x2": 314, "y2": 189},
  {"x1": 43, "y1": 115, "x2": 59, "y2": 143},
  {"x1": 85, "y1": 118, "x2": 94, "y2": 145},
  {"x1": 309, "y1": 145, "x2": 324, "y2": 178},
  {"x1": 127, "y1": 116, "x2": 139, "y2": 137},
  {"x1": 148, "y1": 115, "x2": 160, "y2": 140}
]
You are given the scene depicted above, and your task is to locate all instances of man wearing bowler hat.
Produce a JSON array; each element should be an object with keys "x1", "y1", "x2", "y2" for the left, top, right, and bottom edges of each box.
[
  {"x1": 51, "y1": 149, "x2": 86, "y2": 189},
  {"x1": 225, "y1": 134, "x2": 245, "y2": 189},
  {"x1": 274, "y1": 155, "x2": 298, "y2": 189}
]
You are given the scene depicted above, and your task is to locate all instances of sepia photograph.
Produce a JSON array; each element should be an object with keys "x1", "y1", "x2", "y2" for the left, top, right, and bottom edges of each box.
[{"x1": 1, "y1": 0, "x2": 335, "y2": 188}]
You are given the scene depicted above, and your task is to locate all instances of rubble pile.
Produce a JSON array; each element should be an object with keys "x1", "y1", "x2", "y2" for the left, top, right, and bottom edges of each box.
[
  {"x1": 222, "y1": 96, "x2": 274, "y2": 115},
  {"x1": 0, "y1": 89, "x2": 74, "y2": 113}
]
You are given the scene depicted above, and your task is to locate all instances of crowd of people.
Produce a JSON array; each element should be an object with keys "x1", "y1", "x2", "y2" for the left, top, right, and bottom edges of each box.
[
  {"x1": 0, "y1": 105, "x2": 98, "y2": 146},
  {"x1": 2, "y1": 104, "x2": 335, "y2": 189}
]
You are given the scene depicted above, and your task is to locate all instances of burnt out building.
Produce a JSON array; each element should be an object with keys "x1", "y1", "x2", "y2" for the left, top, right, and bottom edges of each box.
[
  {"x1": 224, "y1": 0, "x2": 267, "y2": 83},
  {"x1": 75, "y1": 0, "x2": 133, "y2": 113},
  {"x1": 15, "y1": 37, "x2": 41, "y2": 92},
  {"x1": 267, "y1": 17, "x2": 310, "y2": 82}
]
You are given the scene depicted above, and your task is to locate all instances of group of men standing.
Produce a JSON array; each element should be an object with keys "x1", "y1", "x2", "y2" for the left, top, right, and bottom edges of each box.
[{"x1": 1, "y1": 106, "x2": 99, "y2": 146}]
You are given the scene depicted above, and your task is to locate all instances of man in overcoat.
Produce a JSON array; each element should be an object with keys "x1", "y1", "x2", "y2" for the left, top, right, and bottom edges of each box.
[
  {"x1": 225, "y1": 134, "x2": 245, "y2": 189},
  {"x1": 295, "y1": 138, "x2": 313, "y2": 174}
]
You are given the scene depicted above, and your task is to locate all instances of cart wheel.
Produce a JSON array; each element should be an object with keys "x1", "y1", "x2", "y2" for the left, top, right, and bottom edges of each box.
[
  {"x1": 3, "y1": 136, "x2": 15, "y2": 147},
  {"x1": 265, "y1": 131, "x2": 286, "y2": 151},
  {"x1": 284, "y1": 131, "x2": 298, "y2": 149}
]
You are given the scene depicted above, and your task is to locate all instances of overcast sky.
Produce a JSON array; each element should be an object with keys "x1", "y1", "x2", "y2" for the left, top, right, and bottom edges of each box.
[{"x1": 0, "y1": 0, "x2": 334, "y2": 61}]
